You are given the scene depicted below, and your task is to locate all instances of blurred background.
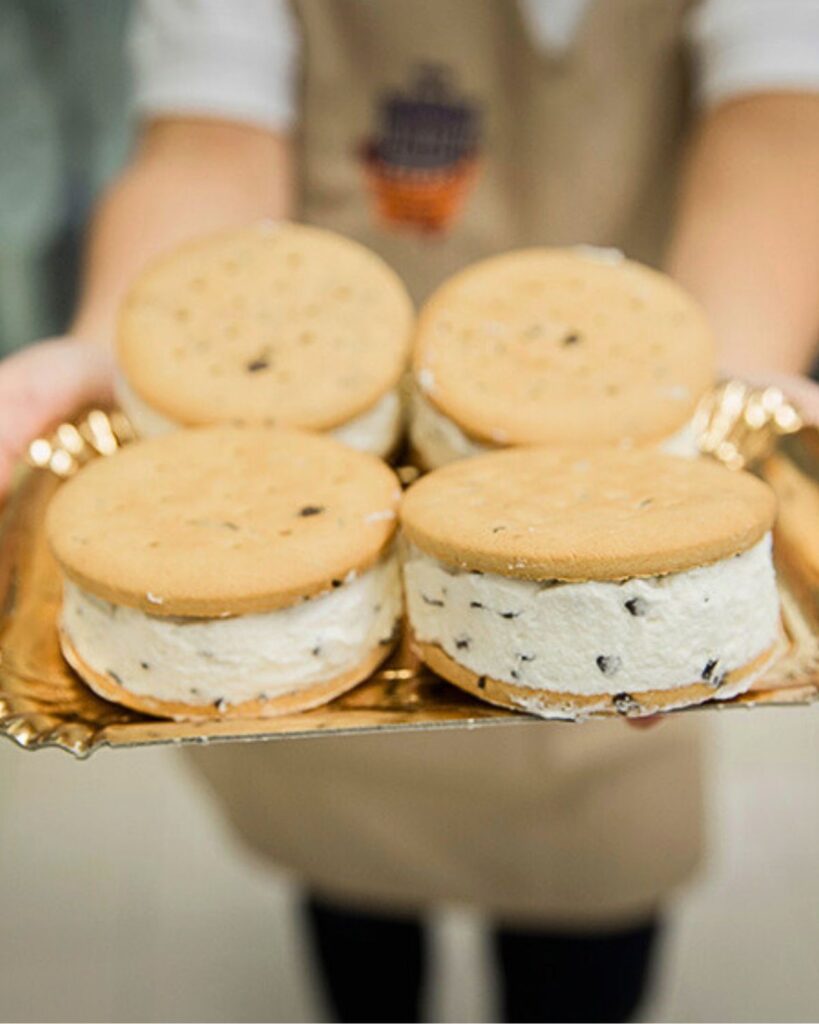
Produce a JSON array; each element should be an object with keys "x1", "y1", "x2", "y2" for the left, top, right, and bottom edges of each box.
[
  {"x1": 2, "y1": 712, "x2": 818, "y2": 1022},
  {"x1": 1, "y1": 2, "x2": 818, "y2": 1021},
  {"x1": 0, "y1": 0, "x2": 131, "y2": 357}
]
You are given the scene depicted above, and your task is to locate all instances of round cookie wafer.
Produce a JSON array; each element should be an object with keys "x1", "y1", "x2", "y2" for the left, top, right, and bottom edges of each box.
[
  {"x1": 401, "y1": 447, "x2": 775, "y2": 580},
  {"x1": 48, "y1": 426, "x2": 401, "y2": 616},
  {"x1": 413, "y1": 247, "x2": 714, "y2": 449},
  {"x1": 61, "y1": 630, "x2": 391, "y2": 721},
  {"x1": 117, "y1": 222, "x2": 414, "y2": 433},
  {"x1": 414, "y1": 635, "x2": 782, "y2": 720}
]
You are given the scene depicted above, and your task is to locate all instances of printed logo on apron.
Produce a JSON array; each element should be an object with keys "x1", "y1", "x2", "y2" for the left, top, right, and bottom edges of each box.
[{"x1": 360, "y1": 65, "x2": 482, "y2": 234}]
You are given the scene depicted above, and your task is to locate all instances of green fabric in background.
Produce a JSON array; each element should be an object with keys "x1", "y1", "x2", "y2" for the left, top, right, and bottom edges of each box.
[{"x1": 0, "y1": 0, "x2": 134, "y2": 355}]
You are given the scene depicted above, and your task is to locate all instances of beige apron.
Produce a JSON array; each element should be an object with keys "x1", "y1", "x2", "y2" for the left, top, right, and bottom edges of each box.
[{"x1": 187, "y1": 0, "x2": 707, "y2": 927}]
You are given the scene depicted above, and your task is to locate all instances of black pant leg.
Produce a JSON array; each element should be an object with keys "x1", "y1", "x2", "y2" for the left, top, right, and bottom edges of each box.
[
  {"x1": 494, "y1": 918, "x2": 661, "y2": 1023},
  {"x1": 304, "y1": 895, "x2": 427, "y2": 1023}
]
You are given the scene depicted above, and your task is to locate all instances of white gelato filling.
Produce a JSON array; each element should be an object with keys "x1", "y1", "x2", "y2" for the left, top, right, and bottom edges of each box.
[
  {"x1": 116, "y1": 374, "x2": 403, "y2": 458},
  {"x1": 657, "y1": 417, "x2": 701, "y2": 457},
  {"x1": 571, "y1": 244, "x2": 626, "y2": 265},
  {"x1": 410, "y1": 390, "x2": 700, "y2": 468},
  {"x1": 115, "y1": 375, "x2": 179, "y2": 438},
  {"x1": 329, "y1": 389, "x2": 403, "y2": 457},
  {"x1": 62, "y1": 555, "x2": 401, "y2": 706},
  {"x1": 409, "y1": 389, "x2": 488, "y2": 467},
  {"x1": 404, "y1": 534, "x2": 779, "y2": 696}
]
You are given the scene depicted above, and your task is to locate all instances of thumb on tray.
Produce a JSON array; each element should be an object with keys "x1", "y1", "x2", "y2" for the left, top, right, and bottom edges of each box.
[{"x1": 0, "y1": 336, "x2": 114, "y2": 500}]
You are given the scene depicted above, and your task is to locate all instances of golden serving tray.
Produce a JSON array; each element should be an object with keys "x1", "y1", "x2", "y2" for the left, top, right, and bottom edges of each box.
[{"x1": 1, "y1": 390, "x2": 817, "y2": 758}]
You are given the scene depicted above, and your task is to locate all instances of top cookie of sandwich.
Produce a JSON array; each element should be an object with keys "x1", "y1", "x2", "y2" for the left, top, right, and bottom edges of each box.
[
  {"x1": 413, "y1": 248, "x2": 714, "y2": 446},
  {"x1": 401, "y1": 447, "x2": 775, "y2": 580},
  {"x1": 118, "y1": 223, "x2": 414, "y2": 430},
  {"x1": 47, "y1": 427, "x2": 401, "y2": 616}
]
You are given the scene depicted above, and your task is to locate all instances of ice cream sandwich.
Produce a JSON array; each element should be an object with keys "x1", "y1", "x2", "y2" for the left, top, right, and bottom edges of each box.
[
  {"x1": 116, "y1": 223, "x2": 414, "y2": 458},
  {"x1": 47, "y1": 427, "x2": 402, "y2": 719},
  {"x1": 410, "y1": 247, "x2": 714, "y2": 468},
  {"x1": 401, "y1": 447, "x2": 781, "y2": 718}
]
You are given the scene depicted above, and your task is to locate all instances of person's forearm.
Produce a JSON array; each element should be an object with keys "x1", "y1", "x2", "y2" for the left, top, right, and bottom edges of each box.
[
  {"x1": 71, "y1": 118, "x2": 293, "y2": 346},
  {"x1": 666, "y1": 94, "x2": 819, "y2": 378}
]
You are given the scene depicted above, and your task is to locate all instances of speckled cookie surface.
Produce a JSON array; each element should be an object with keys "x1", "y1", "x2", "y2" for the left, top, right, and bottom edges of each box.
[
  {"x1": 400, "y1": 447, "x2": 776, "y2": 580},
  {"x1": 118, "y1": 223, "x2": 414, "y2": 430},
  {"x1": 413, "y1": 248, "x2": 714, "y2": 445},
  {"x1": 47, "y1": 426, "x2": 401, "y2": 615}
]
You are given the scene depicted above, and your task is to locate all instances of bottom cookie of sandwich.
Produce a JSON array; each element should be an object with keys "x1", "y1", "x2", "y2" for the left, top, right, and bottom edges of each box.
[
  {"x1": 61, "y1": 628, "x2": 396, "y2": 721},
  {"x1": 412, "y1": 635, "x2": 782, "y2": 720}
]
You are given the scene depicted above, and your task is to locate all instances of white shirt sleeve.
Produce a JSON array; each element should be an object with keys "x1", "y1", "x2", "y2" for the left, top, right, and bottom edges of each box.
[
  {"x1": 688, "y1": 0, "x2": 819, "y2": 108},
  {"x1": 129, "y1": 0, "x2": 819, "y2": 129},
  {"x1": 129, "y1": 0, "x2": 300, "y2": 131}
]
